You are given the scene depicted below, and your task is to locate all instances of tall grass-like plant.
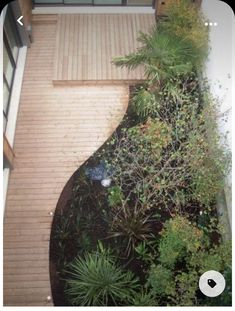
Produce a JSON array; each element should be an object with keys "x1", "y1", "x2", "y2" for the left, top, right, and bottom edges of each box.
[{"x1": 64, "y1": 245, "x2": 138, "y2": 306}]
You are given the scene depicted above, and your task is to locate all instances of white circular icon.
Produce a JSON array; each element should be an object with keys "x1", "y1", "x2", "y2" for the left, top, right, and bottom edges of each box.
[{"x1": 199, "y1": 270, "x2": 226, "y2": 297}]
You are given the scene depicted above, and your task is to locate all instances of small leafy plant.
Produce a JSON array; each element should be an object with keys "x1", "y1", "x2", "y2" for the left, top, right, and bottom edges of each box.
[{"x1": 107, "y1": 185, "x2": 124, "y2": 207}]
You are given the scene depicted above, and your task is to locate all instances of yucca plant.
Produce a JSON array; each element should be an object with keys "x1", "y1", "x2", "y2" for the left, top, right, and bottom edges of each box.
[{"x1": 64, "y1": 244, "x2": 139, "y2": 306}]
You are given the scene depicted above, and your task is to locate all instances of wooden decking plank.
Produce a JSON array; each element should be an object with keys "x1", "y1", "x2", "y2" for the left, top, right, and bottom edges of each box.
[
  {"x1": 4, "y1": 17, "x2": 129, "y2": 306},
  {"x1": 68, "y1": 14, "x2": 75, "y2": 80},
  {"x1": 52, "y1": 14, "x2": 60, "y2": 79},
  {"x1": 77, "y1": 15, "x2": 83, "y2": 80},
  {"x1": 4, "y1": 280, "x2": 51, "y2": 289},
  {"x1": 4, "y1": 274, "x2": 50, "y2": 283},
  {"x1": 53, "y1": 13, "x2": 155, "y2": 83}
]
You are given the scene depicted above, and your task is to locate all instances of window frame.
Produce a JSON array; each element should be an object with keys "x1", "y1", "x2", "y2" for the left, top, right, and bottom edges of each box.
[
  {"x1": 33, "y1": 0, "x2": 155, "y2": 8},
  {"x1": 3, "y1": 6, "x2": 21, "y2": 130}
]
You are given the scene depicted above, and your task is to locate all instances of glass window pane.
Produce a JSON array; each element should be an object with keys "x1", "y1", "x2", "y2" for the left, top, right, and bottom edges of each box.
[
  {"x1": 4, "y1": 11, "x2": 20, "y2": 63},
  {"x1": 3, "y1": 44, "x2": 14, "y2": 87},
  {"x1": 3, "y1": 80, "x2": 10, "y2": 115},
  {"x1": 64, "y1": 0, "x2": 92, "y2": 3},
  {"x1": 4, "y1": 155, "x2": 10, "y2": 168},
  {"x1": 94, "y1": 0, "x2": 122, "y2": 4},
  {"x1": 34, "y1": 0, "x2": 63, "y2": 3},
  {"x1": 3, "y1": 115, "x2": 7, "y2": 133},
  {"x1": 127, "y1": 0, "x2": 152, "y2": 5}
]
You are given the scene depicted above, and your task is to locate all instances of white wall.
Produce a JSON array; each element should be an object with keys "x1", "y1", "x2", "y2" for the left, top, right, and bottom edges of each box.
[
  {"x1": 202, "y1": 0, "x2": 234, "y2": 229},
  {"x1": 202, "y1": 0, "x2": 233, "y2": 147}
]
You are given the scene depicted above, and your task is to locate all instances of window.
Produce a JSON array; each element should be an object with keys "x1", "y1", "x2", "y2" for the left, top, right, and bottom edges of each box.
[
  {"x1": 3, "y1": 43, "x2": 15, "y2": 89},
  {"x1": 127, "y1": 0, "x2": 153, "y2": 5},
  {"x1": 4, "y1": 10, "x2": 20, "y2": 63},
  {"x1": 3, "y1": 6, "x2": 21, "y2": 131},
  {"x1": 64, "y1": 0, "x2": 92, "y2": 3},
  {"x1": 34, "y1": 0, "x2": 63, "y2": 4},
  {"x1": 33, "y1": 0, "x2": 153, "y2": 6},
  {"x1": 93, "y1": 0, "x2": 122, "y2": 4}
]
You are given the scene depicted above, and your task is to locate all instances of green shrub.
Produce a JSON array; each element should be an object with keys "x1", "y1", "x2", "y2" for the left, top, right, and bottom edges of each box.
[
  {"x1": 177, "y1": 244, "x2": 231, "y2": 306},
  {"x1": 158, "y1": 216, "x2": 205, "y2": 268},
  {"x1": 173, "y1": 271, "x2": 198, "y2": 306},
  {"x1": 147, "y1": 264, "x2": 175, "y2": 296},
  {"x1": 160, "y1": 0, "x2": 209, "y2": 69},
  {"x1": 141, "y1": 218, "x2": 232, "y2": 306},
  {"x1": 65, "y1": 245, "x2": 138, "y2": 306},
  {"x1": 106, "y1": 87, "x2": 230, "y2": 213},
  {"x1": 203, "y1": 265, "x2": 232, "y2": 306},
  {"x1": 189, "y1": 240, "x2": 232, "y2": 274},
  {"x1": 186, "y1": 96, "x2": 231, "y2": 206},
  {"x1": 128, "y1": 118, "x2": 172, "y2": 158},
  {"x1": 105, "y1": 119, "x2": 187, "y2": 212}
]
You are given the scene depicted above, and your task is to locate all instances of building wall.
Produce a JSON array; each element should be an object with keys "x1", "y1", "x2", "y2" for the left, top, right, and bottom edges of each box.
[{"x1": 201, "y1": 0, "x2": 233, "y2": 233}]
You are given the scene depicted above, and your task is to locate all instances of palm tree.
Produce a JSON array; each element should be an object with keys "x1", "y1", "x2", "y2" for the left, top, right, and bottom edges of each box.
[
  {"x1": 113, "y1": 26, "x2": 197, "y2": 88},
  {"x1": 113, "y1": 26, "x2": 198, "y2": 119}
]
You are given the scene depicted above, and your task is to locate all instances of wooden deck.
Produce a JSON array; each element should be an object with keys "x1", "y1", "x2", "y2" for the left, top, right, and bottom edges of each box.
[
  {"x1": 53, "y1": 14, "x2": 155, "y2": 84},
  {"x1": 3, "y1": 16, "x2": 129, "y2": 306}
]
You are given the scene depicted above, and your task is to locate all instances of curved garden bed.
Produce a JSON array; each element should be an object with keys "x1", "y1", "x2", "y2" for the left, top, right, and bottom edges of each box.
[{"x1": 49, "y1": 1, "x2": 231, "y2": 306}]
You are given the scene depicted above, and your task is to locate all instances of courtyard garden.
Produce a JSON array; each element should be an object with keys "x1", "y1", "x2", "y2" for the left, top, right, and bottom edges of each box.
[{"x1": 49, "y1": 0, "x2": 231, "y2": 306}]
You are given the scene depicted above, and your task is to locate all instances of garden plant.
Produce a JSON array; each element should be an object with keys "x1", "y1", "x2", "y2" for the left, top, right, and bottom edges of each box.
[{"x1": 50, "y1": 0, "x2": 232, "y2": 306}]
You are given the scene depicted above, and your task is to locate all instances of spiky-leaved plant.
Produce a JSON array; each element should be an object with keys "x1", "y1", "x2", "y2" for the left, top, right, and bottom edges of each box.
[{"x1": 64, "y1": 244, "x2": 139, "y2": 306}]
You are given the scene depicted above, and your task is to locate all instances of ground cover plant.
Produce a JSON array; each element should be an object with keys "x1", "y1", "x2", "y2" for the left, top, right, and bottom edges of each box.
[{"x1": 50, "y1": 0, "x2": 231, "y2": 306}]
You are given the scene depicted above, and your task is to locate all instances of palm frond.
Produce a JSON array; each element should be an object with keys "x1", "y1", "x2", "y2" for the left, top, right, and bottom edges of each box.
[{"x1": 112, "y1": 52, "x2": 145, "y2": 70}]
